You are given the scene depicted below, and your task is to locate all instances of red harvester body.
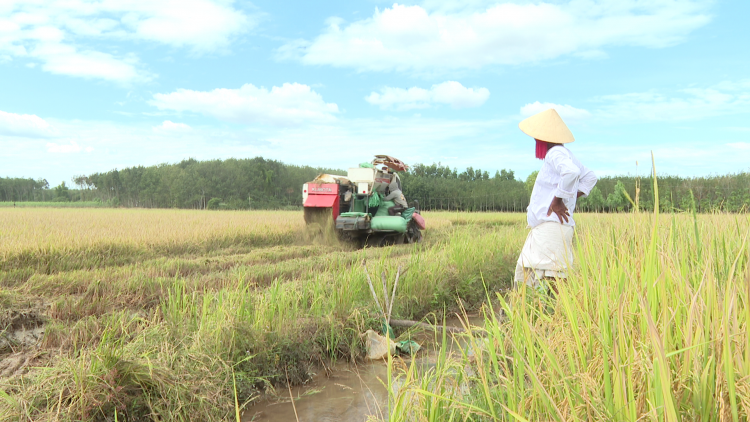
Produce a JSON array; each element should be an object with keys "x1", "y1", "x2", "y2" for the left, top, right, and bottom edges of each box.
[{"x1": 303, "y1": 183, "x2": 340, "y2": 221}]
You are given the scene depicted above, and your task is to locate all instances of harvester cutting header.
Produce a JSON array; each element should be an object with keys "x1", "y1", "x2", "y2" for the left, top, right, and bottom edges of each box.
[{"x1": 303, "y1": 155, "x2": 425, "y2": 247}]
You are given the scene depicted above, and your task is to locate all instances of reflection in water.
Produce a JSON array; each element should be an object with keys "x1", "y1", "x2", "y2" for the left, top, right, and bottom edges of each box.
[{"x1": 243, "y1": 313, "x2": 486, "y2": 422}]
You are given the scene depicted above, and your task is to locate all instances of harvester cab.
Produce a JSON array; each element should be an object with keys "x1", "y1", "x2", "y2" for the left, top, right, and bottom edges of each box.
[{"x1": 302, "y1": 155, "x2": 425, "y2": 247}]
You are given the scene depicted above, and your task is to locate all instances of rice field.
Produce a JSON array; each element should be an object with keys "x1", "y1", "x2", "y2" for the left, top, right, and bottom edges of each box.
[
  {"x1": 0, "y1": 208, "x2": 517, "y2": 421},
  {"x1": 0, "y1": 207, "x2": 748, "y2": 421},
  {"x1": 389, "y1": 211, "x2": 750, "y2": 422}
]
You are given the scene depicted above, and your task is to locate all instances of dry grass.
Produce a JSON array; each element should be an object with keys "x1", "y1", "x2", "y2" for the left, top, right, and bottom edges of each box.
[
  {"x1": 0, "y1": 208, "x2": 302, "y2": 252},
  {"x1": 0, "y1": 209, "x2": 517, "y2": 421}
]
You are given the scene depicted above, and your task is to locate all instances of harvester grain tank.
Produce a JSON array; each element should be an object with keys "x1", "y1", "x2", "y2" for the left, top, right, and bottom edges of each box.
[{"x1": 302, "y1": 156, "x2": 425, "y2": 246}]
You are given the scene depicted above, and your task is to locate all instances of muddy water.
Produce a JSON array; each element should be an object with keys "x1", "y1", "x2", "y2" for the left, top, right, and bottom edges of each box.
[
  {"x1": 243, "y1": 314, "x2": 485, "y2": 422},
  {"x1": 244, "y1": 362, "x2": 393, "y2": 422}
]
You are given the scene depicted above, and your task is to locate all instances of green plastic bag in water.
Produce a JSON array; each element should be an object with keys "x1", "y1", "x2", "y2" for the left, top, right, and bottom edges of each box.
[{"x1": 396, "y1": 340, "x2": 421, "y2": 355}]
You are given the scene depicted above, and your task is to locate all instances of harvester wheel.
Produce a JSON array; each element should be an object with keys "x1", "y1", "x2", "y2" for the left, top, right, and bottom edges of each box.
[
  {"x1": 405, "y1": 221, "x2": 423, "y2": 244},
  {"x1": 363, "y1": 234, "x2": 387, "y2": 248}
]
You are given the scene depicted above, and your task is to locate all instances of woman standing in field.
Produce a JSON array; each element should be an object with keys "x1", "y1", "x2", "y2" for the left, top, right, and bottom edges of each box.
[{"x1": 514, "y1": 108, "x2": 597, "y2": 291}]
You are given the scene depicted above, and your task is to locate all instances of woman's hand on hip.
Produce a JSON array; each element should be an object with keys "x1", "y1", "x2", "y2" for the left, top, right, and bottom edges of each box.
[{"x1": 547, "y1": 197, "x2": 570, "y2": 224}]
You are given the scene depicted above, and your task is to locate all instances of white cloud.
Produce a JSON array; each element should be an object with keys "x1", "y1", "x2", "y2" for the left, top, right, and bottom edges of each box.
[
  {"x1": 0, "y1": 110, "x2": 53, "y2": 137},
  {"x1": 367, "y1": 87, "x2": 432, "y2": 111},
  {"x1": 0, "y1": 0, "x2": 253, "y2": 82},
  {"x1": 366, "y1": 81, "x2": 489, "y2": 110},
  {"x1": 520, "y1": 101, "x2": 591, "y2": 120},
  {"x1": 727, "y1": 142, "x2": 750, "y2": 150},
  {"x1": 712, "y1": 80, "x2": 750, "y2": 92},
  {"x1": 32, "y1": 44, "x2": 143, "y2": 82},
  {"x1": 519, "y1": 80, "x2": 750, "y2": 124},
  {"x1": 156, "y1": 120, "x2": 192, "y2": 131},
  {"x1": 280, "y1": 1, "x2": 711, "y2": 72},
  {"x1": 150, "y1": 83, "x2": 339, "y2": 126},
  {"x1": 594, "y1": 82, "x2": 750, "y2": 121},
  {"x1": 46, "y1": 140, "x2": 93, "y2": 153},
  {"x1": 119, "y1": 0, "x2": 251, "y2": 51}
]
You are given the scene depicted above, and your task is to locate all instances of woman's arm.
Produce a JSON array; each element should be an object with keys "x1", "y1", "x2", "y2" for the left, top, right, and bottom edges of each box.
[
  {"x1": 547, "y1": 149, "x2": 581, "y2": 200},
  {"x1": 577, "y1": 167, "x2": 597, "y2": 198}
]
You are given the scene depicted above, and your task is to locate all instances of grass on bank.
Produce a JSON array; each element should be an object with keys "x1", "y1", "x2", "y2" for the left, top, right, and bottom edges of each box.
[{"x1": 0, "y1": 210, "x2": 520, "y2": 421}]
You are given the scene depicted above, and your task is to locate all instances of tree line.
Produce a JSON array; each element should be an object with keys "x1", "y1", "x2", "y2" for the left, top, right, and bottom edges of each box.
[
  {"x1": 575, "y1": 172, "x2": 750, "y2": 213},
  {"x1": 401, "y1": 163, "x2": 530, "y2": 212},
  {"x1": 0, "y1": 178, "x2": 51, "y2": 202},
  {"x1": 71, "y1": 158, "x2": 343, "y2": 209},
  {"x1": 2, "y1": 157, "x2": 748, "y2": 213}
]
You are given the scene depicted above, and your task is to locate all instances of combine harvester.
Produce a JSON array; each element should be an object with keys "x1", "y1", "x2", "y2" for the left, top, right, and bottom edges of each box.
[{"x1": 302, "y1": 155, "x2": 425, "y2": 247}]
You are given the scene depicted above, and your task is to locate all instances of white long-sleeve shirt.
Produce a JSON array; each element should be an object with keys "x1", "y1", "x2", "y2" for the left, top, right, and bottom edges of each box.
[{"x1": 527, "y1": 146, "x2": 597, "y2": 228}]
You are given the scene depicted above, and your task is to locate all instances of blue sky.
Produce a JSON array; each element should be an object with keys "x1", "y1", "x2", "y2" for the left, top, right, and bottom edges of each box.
[{"x1": 1, "y1": 0, "x2": 749, "y2": 187}]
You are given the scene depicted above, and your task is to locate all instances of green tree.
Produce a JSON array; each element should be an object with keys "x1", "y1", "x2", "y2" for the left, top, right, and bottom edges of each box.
[
  {"x1": 606, "y1": 180, "x2": 628, "y2": 211},
  {"x1": 525, "y1": 171, "x2": 539, "y2": 194},
  {"x1": 583, "y1": 186, "x2": 605, "y2": 212},
  {"x1": 498, "y1": 169, "x2": 515, "y2": 181},
  {"x1": 54, "y1": 182, "x2": 70, "y2": 201}
]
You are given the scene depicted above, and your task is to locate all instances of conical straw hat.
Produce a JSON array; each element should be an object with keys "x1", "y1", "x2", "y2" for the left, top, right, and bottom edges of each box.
[{"x1": 519, "y1": 108, "x2": 575, "y2": 144}]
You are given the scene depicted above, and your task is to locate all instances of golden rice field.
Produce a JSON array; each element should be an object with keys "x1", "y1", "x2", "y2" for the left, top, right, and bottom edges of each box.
[{"x1": 0, "y1": 207, "x2": 748, "y2": 421}]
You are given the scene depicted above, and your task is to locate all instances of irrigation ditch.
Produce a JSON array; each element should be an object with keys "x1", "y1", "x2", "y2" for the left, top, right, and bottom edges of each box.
[{"x1": 242, "y1": 313, "x2": 488, "y2": 422}]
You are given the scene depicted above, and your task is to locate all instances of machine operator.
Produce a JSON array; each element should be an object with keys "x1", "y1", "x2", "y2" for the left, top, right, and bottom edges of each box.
[{"x1": 383, "y1": 169, "x2": 408, "y2": 216}]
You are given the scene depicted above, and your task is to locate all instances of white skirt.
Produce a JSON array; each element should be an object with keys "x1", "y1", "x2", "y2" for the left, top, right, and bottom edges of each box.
[{"x1": 514, "y1": 222, "x2": 574, "y2": 288}]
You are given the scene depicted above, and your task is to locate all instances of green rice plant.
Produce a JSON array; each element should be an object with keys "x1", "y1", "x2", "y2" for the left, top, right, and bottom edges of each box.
[{"x1": 386, "y1": 207, "x2": 750, "y2": 421}]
